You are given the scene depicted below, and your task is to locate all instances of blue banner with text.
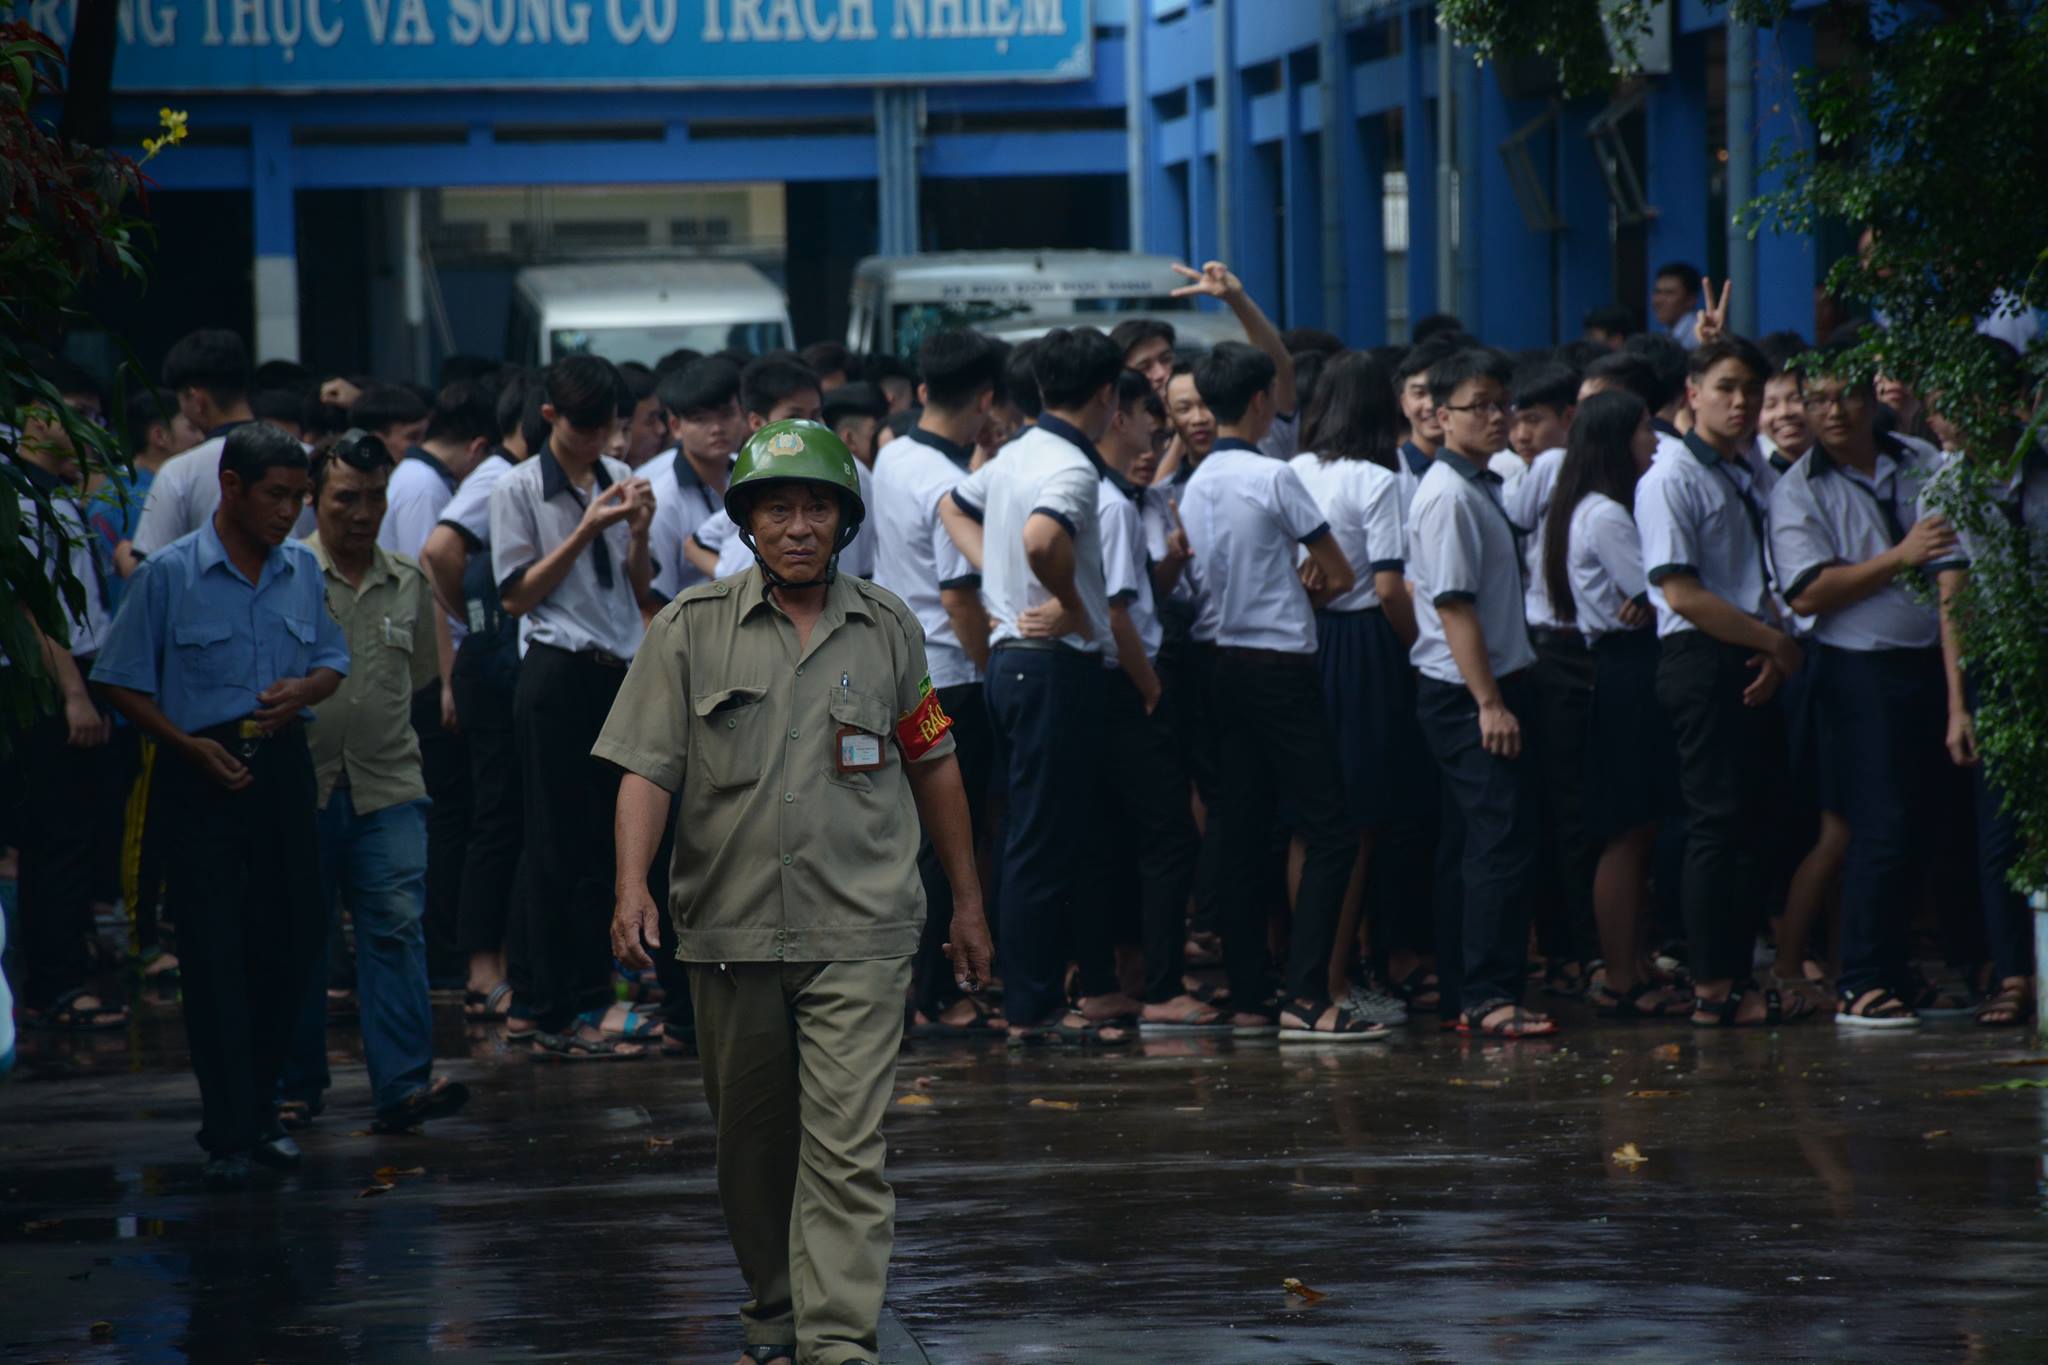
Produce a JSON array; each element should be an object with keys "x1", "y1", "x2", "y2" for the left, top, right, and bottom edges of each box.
[{"x1": 27, "y1": 0, "x2": 1094, "y2": 91}]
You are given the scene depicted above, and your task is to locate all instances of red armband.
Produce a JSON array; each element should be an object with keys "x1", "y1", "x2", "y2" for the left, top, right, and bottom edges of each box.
[{"x1": 895, "y1": 678, "x2": 953, "y2": 760}]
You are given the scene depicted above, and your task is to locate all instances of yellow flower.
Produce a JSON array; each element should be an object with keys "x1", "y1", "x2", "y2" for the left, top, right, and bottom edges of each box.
[{"x1": 140, "y1": 107, "x2": 189, "y2": 162}]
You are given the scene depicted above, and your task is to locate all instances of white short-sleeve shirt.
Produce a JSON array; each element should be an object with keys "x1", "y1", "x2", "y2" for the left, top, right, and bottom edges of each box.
[
  {"x1": 1636, "y1": 432, "x2": 1775, "y2": 638},
  {"x1": 1767, "y1": 435, "x2": 1943, "y2": 650},
  {"x1": 379, "y1": 451, "x2": 463, "y2": 649},
  {"x1": 131, "y1": 423, "x2": 315, "y2": 556},
  {"x1": 440, "y1": 453, "x2": 513, "y2": 547},
  {"x1": 1565, "y1": 492, "x2": 1649, "y2": 641},
  {"x1": 1921, "y1": 447, "x2": 2048, "y2": 573},
  {"x1": 488, "y1": 448, "x2": 644, "y2": 660},
  {"x1": 1287, "y1": 452, "x2": 1404, "y2": 613},
  {"x1": 1394, "y1": 441, "x2": 1434, "y2": 526},
  {"x1": 949, "y1": 415, "x2": 1109, "y2": 655},
  {"x1": 647, "y1": 455, "x2": 727, "y2": 599},
  {"x1": 15, "y1": 482, "x2": 111, "y2": 658},
  {"x1": 872, "y1": 428, "x2": 983, "y2": 689},
  {"x1": 1178, "y1": 439, "x2": 1330, "y2": 654},
  {"x1": 1098, "y1": 473, "x2": 1162, "y2": 665},
  {"x1": 1501, "y1": 446, "x2": 1567, "y2": 629},
  {"x1": 1405, "y1": 451, "x2": 1537, "y2": 685}
]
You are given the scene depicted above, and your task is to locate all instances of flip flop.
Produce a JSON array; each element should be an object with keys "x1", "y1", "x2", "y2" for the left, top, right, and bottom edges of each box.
[
  {"x1": 24, "y1": 987, "x2": 128, "y2": 1032},
  {"x1": 463, "y1": 982, "x2": 513, "y2": 1018}
]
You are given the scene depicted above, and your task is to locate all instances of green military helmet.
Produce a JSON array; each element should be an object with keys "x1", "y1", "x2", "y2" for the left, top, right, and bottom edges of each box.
[{"x1": 725, "y1": 418, "x2": 865, "y2": 553}]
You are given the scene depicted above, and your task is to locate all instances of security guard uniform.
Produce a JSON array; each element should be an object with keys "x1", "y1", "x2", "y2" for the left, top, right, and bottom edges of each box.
[{"x1": 593, "y1": 421, "x2": 955, "y2": 1365}]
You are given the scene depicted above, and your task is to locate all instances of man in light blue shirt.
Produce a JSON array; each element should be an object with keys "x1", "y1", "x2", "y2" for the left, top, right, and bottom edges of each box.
[{"x1": 93, "y1": 422, "x2": 349, "y2": 1190}]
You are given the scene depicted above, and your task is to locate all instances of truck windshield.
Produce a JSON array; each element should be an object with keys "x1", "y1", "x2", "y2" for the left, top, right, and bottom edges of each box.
[{"x1": 551, "y1": 321, "x2": 786, "y2": 366}]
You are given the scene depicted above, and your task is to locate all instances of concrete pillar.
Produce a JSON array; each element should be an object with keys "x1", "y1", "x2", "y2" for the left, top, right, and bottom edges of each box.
[
  {"x1": 1212, "y1": 0, "x2": 1235, "y2": 267},
  {"x1": 875, "y1": 88, "x2": 921, "y2": 257},
  {"x1": 1725, "y1": 16, "x2": 1758, "y2": 337},
  {"x1": 251, "y1": 115, "x2": 298, "y2": 363},
  {"x1": 1125, "y1": 5, "x2": 1147, "y2": 252},
  {"x1": 1403, "y1": 6, "x2": 1438, "y2": 330},
  {"x1": 1645, "y1": 34, "x2": 1710, "y2": 315}
]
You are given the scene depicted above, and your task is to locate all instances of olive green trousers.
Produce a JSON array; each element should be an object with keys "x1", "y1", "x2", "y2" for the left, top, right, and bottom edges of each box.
[{"x1": 689, "y1": 956, "x2": 912, "y2": 1365}]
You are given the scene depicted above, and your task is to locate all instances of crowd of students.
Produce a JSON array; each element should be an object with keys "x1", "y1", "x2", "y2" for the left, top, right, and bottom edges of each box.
[{"x1": 4, "y1": 254, "x2": 2042, "y2": 1171}]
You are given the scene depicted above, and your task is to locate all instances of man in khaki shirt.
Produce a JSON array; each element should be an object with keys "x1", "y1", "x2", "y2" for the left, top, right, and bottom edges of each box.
[
  {"x1": 286, "y1": 432, "x2": 470, "y2": 1136},
  {"x1": 601, "y1": 421, "x2": 991, "y2": 1365}
]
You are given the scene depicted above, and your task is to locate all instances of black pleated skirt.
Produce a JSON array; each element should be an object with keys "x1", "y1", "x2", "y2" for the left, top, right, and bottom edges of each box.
[
  {"x1": 1586, "y1": 628, "x2": 1684, "y2": 838},
  {"x1": 1315, "y1": 607, "x2": 1429, "y2": 829}
]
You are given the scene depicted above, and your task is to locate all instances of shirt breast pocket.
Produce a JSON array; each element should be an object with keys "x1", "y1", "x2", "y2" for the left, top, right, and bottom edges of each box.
[
  {"x1": 827, "y1": 690, "x2": 896, "y2": 793},
  {"x1": 382, "y1": 622, "x2": 416, "y2": 696},
  {"x1": 692, "y1": 685, "x2": 770, "y2": 791},
  {"x1": 172, "y1": 616, "x2": 245, "y2": 687}
]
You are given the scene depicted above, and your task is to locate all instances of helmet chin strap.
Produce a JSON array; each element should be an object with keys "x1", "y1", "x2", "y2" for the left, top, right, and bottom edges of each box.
[{"x1": 738, "y1": 528, "x2": 838, "y2": 590}]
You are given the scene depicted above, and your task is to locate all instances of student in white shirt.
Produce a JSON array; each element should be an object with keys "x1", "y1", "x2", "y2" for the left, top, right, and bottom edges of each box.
[
  {"x1": 870, "y1": 329, "x2": 1003, "y2": 1040},
  {"x1": 489, "y1": 355, "x2": 658, "y2": 1060},
  {"x1": 1924, "y1": 349, "x2": 2046, "y2": 1028},
  {"x1": 375, "y1": 381, "x2": 496, "y2": 985},
  {"x1": 1637, "y1": 335, "x2": 1810, "y2": 1029},
  {"x1": 1391, "y1": 335, "x2": 1464, "y2": 522},
  {"x1": 1541, "y1": 391, "x2": 1690, "y2": 1019},
  {"x1": 1287, "y1": 351, "x2": 1424, "y2": 1022},
  {"x1": 1500, "y1": 359, "x2": 1602, "y2": 1000},
  {"x1": 1094, "y1": 371, "x2": 1218, "y2": 1033},
  {"x1": 1179, "y1": 343, "x2": 1381, "y2": 1042},
  {"x1": 646, "y1": 358, "x2": 744, "y2": 600},
  {"x1": 941, "y1": 327, "x2": 1125, "y2": 1044},
  {"x1": 417, "y1": 373, "x2": 540, "y2": 1018},
  {"x1": 1405, "y1": 348, "x2": 1554, "y2": 1039},
  {"x1": 1772, "y1": 357, "x2": 1955, "y2": 1028},
  {"x1": 129, "y1": 329, "x2": 289, "y2": 561}
]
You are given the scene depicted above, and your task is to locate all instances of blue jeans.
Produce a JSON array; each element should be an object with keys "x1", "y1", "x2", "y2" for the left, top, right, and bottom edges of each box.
[{"x1": 282, "y1": 794, "x2": 435, "y2": 1114}]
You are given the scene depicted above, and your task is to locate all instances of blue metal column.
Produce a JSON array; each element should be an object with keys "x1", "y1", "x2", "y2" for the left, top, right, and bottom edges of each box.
[
  {"x1": 1644, "y1": 35, "x2": 1710, "y2": 315},
  {"x1": 1403, "y1": 5, "x2": 1438, "y2": 329},
  {"x1": 1190, "y1": 78, "x2": 1213, "y2": 266},
  {"x1": 251, "y1": 111, "x2": 298, "y2": 362},
  {"x1": 1318, "y1": 0, "x2": 1347, "y2": 333},
  {"x1": 1454, "y1": 53, "x2": 1482, "y2": 326},
  {"x1": 875, "y1": 88, "x2": 922, "y2": 257},
  {"x1": 1281, "y1": 57, "x2": 1321, "y2": 329},
  {"x1": 1348, "y1": 114, "x2": 1387, "y2": 345},
  {"x1": 1556, "y1": 102, "x2": 1616, "y2": 334},
  {"x1": 1725, "y1": 15, "x2": 1758, "y2": 336},
  {"x1": 1471, "y1": 77, "x2": 1554, "y2": 349},
  {"x1": 1755, "y1": 15, "x2": 1817, "y2": 340}
]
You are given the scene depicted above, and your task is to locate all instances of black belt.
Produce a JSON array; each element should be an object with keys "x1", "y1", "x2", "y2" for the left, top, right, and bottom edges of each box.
[
  {"x1": 1216, "y1": 645, "x2": 1316, "y2": 669},
  {"x1": 195, "y1": 717, "x2": 304, "y2": 760},
  {"x1": 531, "y1": 641, "x2": 631, "y2": 670},
  {"x1": 1530, "y1": 625, "x2": 1588, "y2": 651},
  {"x1": 993, "y1": 638, "x2": 1087, "y2": 655}
]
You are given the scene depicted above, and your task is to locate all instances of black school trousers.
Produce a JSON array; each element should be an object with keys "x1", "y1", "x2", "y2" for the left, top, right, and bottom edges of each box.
[
  {"x1": 509, "y1": 643, "x2": 627, "y2": 1031},
  {"x1": 910, "y1": 682, "x2": 996, "y2": 1019},
  {"x1": 1655, "y1": 630, "x2": 1786, "y2": 984},
  {"x1": 451, "y1": 638, "x2": 521, "y2": 955},
  {"x1": 1416, "y1": 671, "x2": 1543, "y2": 1016},
  {"x1": 409, "y1": 682, "x2": 470, "y2": 975},
  {"x1": 1099, "y1": 669, "x2": 1202, "y2": 1004},
  {"x1": 1526, "y1": 629, "x2": 1600, "y2": 967},
  {"x1": 1208, "y1": 647, "x2": 1353, "y2": 1007},
  {"x1": 157, "y1": 726, "x2": 323, "y2": 1155}
]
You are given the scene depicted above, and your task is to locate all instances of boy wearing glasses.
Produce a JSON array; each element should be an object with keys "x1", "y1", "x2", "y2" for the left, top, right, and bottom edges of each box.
[
  {"x1": 489, "y1": 355, "x2": 660, "y2": 1060},
  {"x1": 1637, "y1": 336, "x2": 1808, "y2": 1028},
  {"x1": 1770, "y1": 359, "x2": 1953, "y2": 1028},
  {"x1": 1405, "y1": 348, "x2": 1554, "y2": 1039}
]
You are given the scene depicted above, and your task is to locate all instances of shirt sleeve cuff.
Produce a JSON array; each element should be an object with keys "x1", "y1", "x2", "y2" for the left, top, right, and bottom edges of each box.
[
  {"x1": 938, "y1": 574, "x2": 982, "y2": 592},
  {"x1": 1432, "y1": 590, "x2": 1478, "y2": 607},
  {"x1": 1029, "y1": 506, "x2": 1077, "y2": 539},
  {"x1": 497, "y1": 562, "x2": 533, "y2": 598},
  {"x1": 589, "y1": 739, "x2": 684, "y2": 793},
  {"x1": 1782, "y1": 563, "x2": 1834, "y2": 602},
  {"x1": 950, "y1": 491, "x2": 984, "y2": 523},
  {"x1": 1299, "y1": 522, "x2": 1332, "y2": 546},
  {"x1": 437, "y1": 518, "x2": 484, "y2": 552},
  {"x1": 1369, "y1": 558, "x2": 1404, "y2": 574},
  {"x1": 1645, "y1": 562, "x2": 1697, "y2": 585},
  {"x1": 1107, "y1": 589, "x2": 1139, "y2": 606}
]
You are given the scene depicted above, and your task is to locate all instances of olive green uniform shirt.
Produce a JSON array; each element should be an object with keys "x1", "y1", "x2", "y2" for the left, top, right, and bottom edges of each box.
[
  {"x1": 592, "y1": 566, "x2": 955, "y2": 963},
  {"x1": 305, "y1": 535, "x2": 438, "y2": 814}
]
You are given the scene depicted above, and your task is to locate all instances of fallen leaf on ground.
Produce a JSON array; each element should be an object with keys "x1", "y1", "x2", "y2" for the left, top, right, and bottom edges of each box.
[
  {"x1": 373, "y1": 1166, "x2": 425, "y2": 1180},
  {"x1": 1627, "y1": 1090, "x2": 1687, "y2": 1099},
  {"x1": 1941, "y1": 1088, "x2": 1986, "y2": 1099},
  {"x1": 896, "y1": 1093, "x2": 935, "y2": 1107},
  {"x1": 347, "y1": 1130, "x2": 374, "y2": 1137},
  {"x1": 356, "y1": 1183, "x2": 395, "y2": 1199},
  {"x1": 645, "y1": 1136, "x2": 675, "y2": 1150},
  {"x1": 1447, "y1": 1078, "x2": 1503, "y2": 1089},
  {"x1": 1028, "y1": 1098, "x2": 1079, "y2": 1111},
  {"x1": 88, "y1": 1322, "x2": 113, "y2": 1341},
  {"x1": 1611, "y1": 1143, "x2": 1649, "y2": 1170},
  {"x1": 1982, "y1": 1078, "x2": 2048, "y2": 1092},
  {"x1": 1281, "y1": 1277, "x2": 1327, "y2": 1304},
  {"x1": 1651, "y1": 1043, "x2": 1682, "y2": 1062},
  {"x1": 1992, "y1": 1057, "x2": 2048, "y2": 1067},
  {"x1": 912, "y1": 1075, "x2": 936, "y2": 1090},
  {"x1": 1922, "y1": 1130, "x2": 1952, "y2": 1140}
]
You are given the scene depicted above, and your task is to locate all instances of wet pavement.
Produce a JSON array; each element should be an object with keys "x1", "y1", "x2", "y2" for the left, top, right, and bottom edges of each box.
[{"x1": 6, "y1": 991, "x2": 2048, "y2": 1363}]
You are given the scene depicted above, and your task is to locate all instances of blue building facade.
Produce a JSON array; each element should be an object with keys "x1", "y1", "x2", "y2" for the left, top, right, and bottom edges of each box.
[{"x1": 53, "y1": 0, "x2": 1839, "y2": 374}]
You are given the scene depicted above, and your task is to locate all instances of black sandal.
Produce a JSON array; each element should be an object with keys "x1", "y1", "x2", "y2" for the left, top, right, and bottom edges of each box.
[
  {"x1": 1694, "y1": 985, "x2": 1810, "y2": 1029},
  {"x1": 1277, "y1": 997, "x2": 1390, "y2": 1042},
  {"x1": 528, "y1": 1028, "x2": 648, "y2": 1061},
  {"x1": 1047, "y1": 1012, "x2": 1136, "y2": 1047},
  {"x1": 1543, "y1": 960, "x2": 1590, "y2": 999},
  {"x1": 1600, "y1": 980, "x2": 1691, "y2": 1020},
  {"x1": 1391, "y1": 966, "x2": 1441, "y2": 1012},
  {"x1": 1835, "y1": 986, "x2": 1918, "y2": 1030},
  {"x1": 25, "y1": 987, "x2": 128, "y2": 1032},
  {"x1": 1457, "y1": 998, "x2": 1559, "y2": 1038}
]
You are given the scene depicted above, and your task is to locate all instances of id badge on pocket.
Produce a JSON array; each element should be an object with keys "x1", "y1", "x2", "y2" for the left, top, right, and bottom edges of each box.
[{"x1": 835, "y1": 726, "x2": 885, "y2": 773}]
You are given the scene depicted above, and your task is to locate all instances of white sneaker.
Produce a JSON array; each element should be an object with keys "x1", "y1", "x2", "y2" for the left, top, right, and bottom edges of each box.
[{"x1": 1342, "y1": 983, "x2": 1409, "y2": 1026}]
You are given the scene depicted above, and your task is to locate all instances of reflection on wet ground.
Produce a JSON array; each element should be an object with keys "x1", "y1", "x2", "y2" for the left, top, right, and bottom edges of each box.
[{"x1": 5, "y1": 997, "x2": 2048, "y2": 1362}]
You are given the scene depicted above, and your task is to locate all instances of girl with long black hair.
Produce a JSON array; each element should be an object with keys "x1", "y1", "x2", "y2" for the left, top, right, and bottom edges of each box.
[
  {"x1": 1289, "y1": 352, "x2": 1431, "y2": 1019},
  {"x1": 1543, "y1": 390, "x2": 1689, "y2": 1018}
]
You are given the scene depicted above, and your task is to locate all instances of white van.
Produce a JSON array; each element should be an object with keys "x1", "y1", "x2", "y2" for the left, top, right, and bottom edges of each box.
[
  {"x1": 846, "y1": 251, "x2": 1200, "y2": 358},
  {"x1": 508, "y1": 260, "x2": 794, "y2": 368}
]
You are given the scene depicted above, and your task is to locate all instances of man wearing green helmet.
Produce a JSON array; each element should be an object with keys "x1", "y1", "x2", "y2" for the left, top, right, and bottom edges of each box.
[{"x1": 595, "y1": 418, "x2": 993, "y2": 1365}]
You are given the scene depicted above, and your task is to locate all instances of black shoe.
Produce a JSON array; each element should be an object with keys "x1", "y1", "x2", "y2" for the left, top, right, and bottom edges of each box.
[
  {"x1": 204, "y1": 1154, "x2": 252, "y2": 1191},
  {"x1": 251, "y1": 1133, "x2": 303, "y2": 1171},
  {"x1": 370, "y1": 1078, "x2": 471, "y2": 1133}
]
